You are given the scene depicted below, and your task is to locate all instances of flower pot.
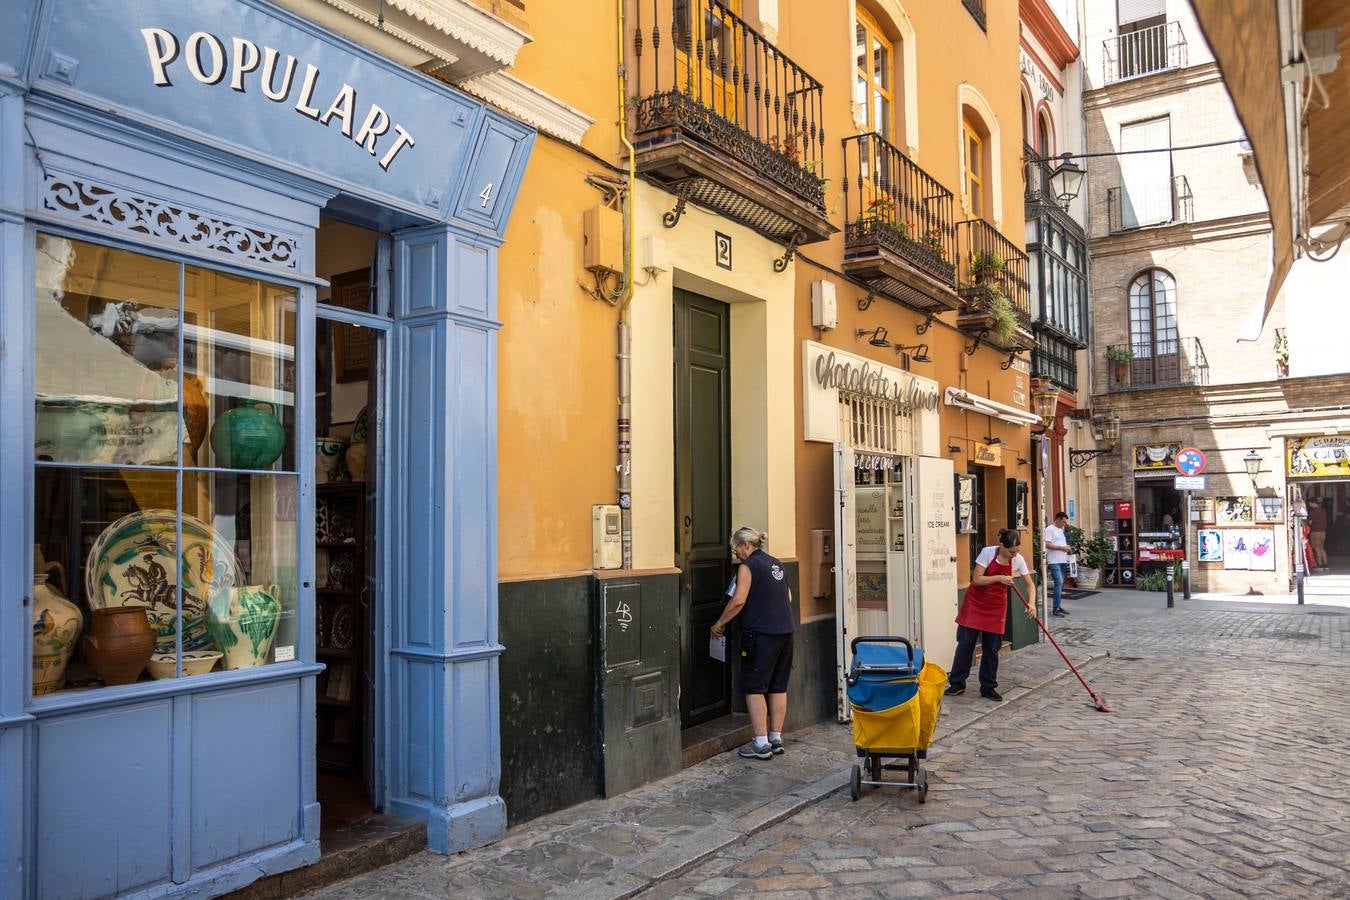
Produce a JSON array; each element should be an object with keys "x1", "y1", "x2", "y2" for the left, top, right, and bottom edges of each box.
[
  {"x1": 207, "y1": 584, "x2": 281, "y2": 670},
  {"x1": 1111, "y1": 362, "x2": 1129, "y2": 381},
  {"x1": 1075, "y1": 567, "x2": 1101, "y2": 590},
  {"x1": 316, "y1": 438, "x2": 346, "y2": 484},
  {"x1": 83, "y1": 607, "x2": 155, "y2": 686},
  {"x1": 32, "y1": 574, "x2": 83, "y2": 694},
  {"x1": 210, "y1": 399, "x2": 285, "y2": 470}
]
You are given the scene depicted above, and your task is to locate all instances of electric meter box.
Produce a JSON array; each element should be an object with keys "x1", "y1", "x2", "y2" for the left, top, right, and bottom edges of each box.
[
  {"x1": 811, "y1": 280, "x2": 837, "y2": 329},
  {"x1": 593, "y1": 504, "x2": 622, "y2": 569}
]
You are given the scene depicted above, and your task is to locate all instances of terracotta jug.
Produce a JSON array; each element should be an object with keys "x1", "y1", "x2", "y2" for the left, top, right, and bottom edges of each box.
[{"x1": 83, "y1": 607, "x2": 155, "y2": 685}]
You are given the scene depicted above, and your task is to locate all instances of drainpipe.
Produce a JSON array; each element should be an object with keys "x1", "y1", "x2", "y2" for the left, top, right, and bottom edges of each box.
[{"x1": 616, "y1": 0, "x2": 638, "y2": 568}]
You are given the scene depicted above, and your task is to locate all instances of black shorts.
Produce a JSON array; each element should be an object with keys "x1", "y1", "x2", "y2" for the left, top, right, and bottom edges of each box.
[{"x1": 741, "y1": 631, "x2": 794, "y2": 694}]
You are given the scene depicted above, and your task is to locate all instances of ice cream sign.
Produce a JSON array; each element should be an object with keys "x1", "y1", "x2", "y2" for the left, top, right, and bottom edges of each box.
[
  {"x1": 1287, "y1": 435, "x2": 1350, "y2": 478},
  {"x1": 140, "y1": 27, "x2": 416, "y2": 173}
]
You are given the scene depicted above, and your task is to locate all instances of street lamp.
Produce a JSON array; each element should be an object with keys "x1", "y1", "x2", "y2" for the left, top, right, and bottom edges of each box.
[
  {"x1": 1243, "y1": 449, "x2": 1262, "y2": 488},
  {"x1": 1069, "y1": 412, "x2": 1121, "y2": 471},
  {"x1": 1032, "y1": 382, "x2": 1061, "y2": 429},
  {"x1": 1048, "y1": 153, "x2": 1085, "y2": 209}
]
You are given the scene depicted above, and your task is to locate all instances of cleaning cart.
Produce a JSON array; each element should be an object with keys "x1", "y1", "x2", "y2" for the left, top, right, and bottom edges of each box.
[{"x1": 845, "y1": 636, "x2": 946, "y2": 802}]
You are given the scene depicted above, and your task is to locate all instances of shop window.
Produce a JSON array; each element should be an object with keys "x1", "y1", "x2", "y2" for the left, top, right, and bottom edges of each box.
[
  {"x1": 854, "y1": 5, "x2": 894, "y2": 140},
  {"x1": 32, "y1": 233, "x2": 299, "y2": 697}
]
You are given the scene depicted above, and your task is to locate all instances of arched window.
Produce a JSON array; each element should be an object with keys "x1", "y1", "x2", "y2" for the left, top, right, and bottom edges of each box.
[
  {"x1": 962, "y1": 112, "x2": 990, "y2": 219},
  {"x1": 1037, "y1": 110, "x2": 1053, "y2": 158},
  {"x1": 855, "y1": 5, "x2": 894, "y2": 139},
  {"x1": 1128, "y1": 269, "x2": 1180, "y2": 385}
]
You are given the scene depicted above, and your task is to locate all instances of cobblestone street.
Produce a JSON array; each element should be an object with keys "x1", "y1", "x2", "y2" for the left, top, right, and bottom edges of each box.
[{"x1": 306, "y1": 592, "x2": 1350, "y2": 898}]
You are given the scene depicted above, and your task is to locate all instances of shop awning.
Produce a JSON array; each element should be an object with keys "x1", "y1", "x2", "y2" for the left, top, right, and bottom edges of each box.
[
  {"x1": 943, "y1": 387, "x2": 1040, "y2": 427},
  {"x1": 1190, "y1": 0, "x2": 1350, "y2": 338}
]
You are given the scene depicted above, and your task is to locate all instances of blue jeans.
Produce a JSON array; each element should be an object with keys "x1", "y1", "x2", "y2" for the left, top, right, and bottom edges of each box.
[{"x1": 1049, "y1": 562, "x2": 1067, "y2": 612}]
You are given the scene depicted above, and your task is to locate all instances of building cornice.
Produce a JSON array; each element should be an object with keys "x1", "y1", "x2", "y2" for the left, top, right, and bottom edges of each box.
[
  {"x1": 1088, "y1": 212, "x2": 1273, "y2": 257},
  {"x1": 458, "y1": 71, "x2": 595, "y2": 144},
  {"x1": 1019, "y1": 0, "x2": 1079, "y2": 70},
  {"x1": 1084, "y1": 62, "x2": 1223, "y2": 109}
]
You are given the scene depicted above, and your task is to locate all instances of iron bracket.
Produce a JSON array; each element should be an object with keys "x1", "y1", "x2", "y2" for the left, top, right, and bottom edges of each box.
[
  {"x1": 663, "y1": 182, "x2": 693, "y2": 229},
  {"x1": 773, "y1": 232, "x2": 806, "y2": 273},
  {"x1": 1069, "y1": 448, "x2": 1112, "y2": 471},
  {"x1": 858, "y1": 292, "x2": 876, "y2": 311},
  {"x1": 916, "y1": 314, "x2": 936, "y2": 335},
  {"x1": 963, "y1": 329, "x2": 988, "y2": 356}
]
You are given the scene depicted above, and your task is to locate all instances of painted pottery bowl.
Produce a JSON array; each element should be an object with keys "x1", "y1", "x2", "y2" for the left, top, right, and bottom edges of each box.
[
  {"x1": 315, "y1": 438, "x2": 346, "y2": 484},
  {"x1": 1146, "y1": 446, "x2": 1170, "y2": 462},
  {"x1": 146, "y1": 650, "x2": 222, "y2": 679},
  {"x1": 351, "y1": 405, "x2": 369, "y2": 445},
  {"x1": 86, "y1": 510, "x2": 243, "y2": 654}
]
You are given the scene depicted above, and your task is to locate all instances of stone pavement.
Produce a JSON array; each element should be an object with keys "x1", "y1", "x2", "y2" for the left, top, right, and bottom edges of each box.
[{"x1": 304, "y1": 591, "x2": 1350, "y2": 898}]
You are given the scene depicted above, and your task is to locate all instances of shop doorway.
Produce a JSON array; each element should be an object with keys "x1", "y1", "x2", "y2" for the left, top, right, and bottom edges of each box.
[
  {"x1": 1296, "y1": 483, "x2": 1350, "y2": 575},
  {"x1": 967, "y1": 465, "x2": 987, "y2": 562},
  {"x1": 674, "y1": 289, "x2": 733, "y2": 728},
  {"x1": 313, "y1": 221, "x2": 390, "y2": 829}
]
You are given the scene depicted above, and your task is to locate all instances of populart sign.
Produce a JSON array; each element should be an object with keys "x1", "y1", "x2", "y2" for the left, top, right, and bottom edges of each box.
[{"x1": 802, "y1": 341, "x2": 941, "y2": 453}]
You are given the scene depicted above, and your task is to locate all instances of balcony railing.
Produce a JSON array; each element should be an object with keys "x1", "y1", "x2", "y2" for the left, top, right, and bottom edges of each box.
[
  {"x1": 1106, "y1": 337, "x2": 1209, "y2": 390},
  {"x1": 631, "y1": 0, "x2": 831, "y2": 245},
  {"x1": 1103, "y1": 21, "x2": 1187, "y2": 84},
  {"x1": 962, "y1": 0, "x2": 986, "y2": 31},
  {"x1": 1107, "y1": 175, "x2": 1192, "y2": 233},
  {"x1": 955, "y1": 219, "x2": 1033, "y2": 348},
  {"x1": 842, "y1": 133, "x2": 957, "y2": 291}
]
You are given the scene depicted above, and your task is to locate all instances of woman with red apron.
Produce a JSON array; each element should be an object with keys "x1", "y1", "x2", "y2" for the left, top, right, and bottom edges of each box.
[{"x1": 946, "y1": 528, "x2": 1035, "y2": 702}]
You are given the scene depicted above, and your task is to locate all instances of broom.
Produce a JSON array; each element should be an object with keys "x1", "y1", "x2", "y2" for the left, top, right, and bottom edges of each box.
[{"x1": 1010, "y1": 582, "x2": 1110, "y2": 713}]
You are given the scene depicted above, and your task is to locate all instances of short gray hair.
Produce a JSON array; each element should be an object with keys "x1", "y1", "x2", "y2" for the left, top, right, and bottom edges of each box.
[{"x1": 730, "y1": 526, "x2": 766, "y2": 550}]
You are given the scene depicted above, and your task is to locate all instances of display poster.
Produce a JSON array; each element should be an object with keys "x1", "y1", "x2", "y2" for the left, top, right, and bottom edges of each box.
[
  {"x1": 1193, "y1": 497, "x2": 1215, "y2": 523},
  {"x1": 1198, "y1": 529, "x2": 1223, "y2": 562},
  {"x1": 1116, "y1": 501, "x2": 1134, "y2": 518},
  {"x1": 1216, "y1": 496, "x2": 1254, "y2": 525},
  {"x1": 1133, "y1": 442, "x2": 1182, "y2": 471},
  {"x1": 955, "y1": 474, "x2": 977, "y2": 534},
  {"x1": 1223, "y1": 530, "x2": 1251, "y2": 569},
  {"x1": 1287, "y1": 435, "x2": 1350, "y2": 479},
  {"x1": 854, "y1": 486, "x2": 887, "y2": 555},
  {"x1": 1255, "y1": 496, "x2": 1284, "y2": 523},
  {"x1": 1248, "y1": 529, "x2": 1277, "y2": 571}
]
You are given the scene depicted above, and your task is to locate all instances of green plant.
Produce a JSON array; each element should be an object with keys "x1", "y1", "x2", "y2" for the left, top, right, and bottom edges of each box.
[
  {"x1": 971, "y1": 250, "x2": 1005, "y2": 275},
  {"x1": 988, "y1": 289, "x2": 1018, "y2": 343},
  {"x1": 1137, "y1": 569, "x2": 1168, "y2": 591},
  {"x1": 1065, "y1": 524, "x2": 1086, "y2": 557},
  {"x1": 1106, "y1": 345, "x2": 1133, "y2": 365},
  {"x1": 1080, "y1": 527, "x2": 1114, "y2": 570},
  {"x1": 888, "y1": 220, "x2": 911, "y2": 240}
]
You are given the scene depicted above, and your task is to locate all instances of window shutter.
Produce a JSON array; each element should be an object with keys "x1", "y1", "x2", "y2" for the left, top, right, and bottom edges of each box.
[
  {"x1": 1117, "y1": 0, "x2": 1165, "y2": 27},
  {"x1": 1119, "y1": 117, "x2": 1172, "y2": 228}
]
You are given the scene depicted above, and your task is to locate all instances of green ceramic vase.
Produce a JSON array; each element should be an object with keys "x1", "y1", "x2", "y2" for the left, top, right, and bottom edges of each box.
[{"x1": 210, "y1": 400, "x2": 285, "y2": 470}]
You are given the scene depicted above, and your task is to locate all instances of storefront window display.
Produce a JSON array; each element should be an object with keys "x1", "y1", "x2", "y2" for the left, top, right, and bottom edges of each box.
[{"x1": 32, "y1": 234, "x2": 299, "y2": 694}]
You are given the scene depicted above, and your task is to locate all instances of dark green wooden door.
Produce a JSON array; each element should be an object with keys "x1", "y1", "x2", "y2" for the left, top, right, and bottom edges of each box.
[{"x1": 674, "y1": 290, "x2": 733, "y2": 727}]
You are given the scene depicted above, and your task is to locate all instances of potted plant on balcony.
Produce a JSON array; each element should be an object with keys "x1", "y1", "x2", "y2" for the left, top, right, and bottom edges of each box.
[
  {"x1": 922, "y1": 227, "x2": 946, "y2": 260},
  {"x1": 1107, "y1": 345, "x2": 1133, "y2": 381},
  {"x1": 1073, "y1": 527, "x2": 1114, "y2": 590},
  {"x1": 970, "y1": 250, "x2": 1004, "y2": 284},
  {"x1": 988, "y1": 288, "x2": 1018, "y2": 343}
]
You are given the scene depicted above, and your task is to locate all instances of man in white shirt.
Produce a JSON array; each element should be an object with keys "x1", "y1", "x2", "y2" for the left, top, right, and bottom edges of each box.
[{"x1": 1044, "y1": 511, "x2": 1072, "y2": 617}]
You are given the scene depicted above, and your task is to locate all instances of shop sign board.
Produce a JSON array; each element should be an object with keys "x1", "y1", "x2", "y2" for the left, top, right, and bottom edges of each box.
[
  {"x1": 1133, "y1": 442, "x2": 1181, "y2": 471},
  {"x1": 802, "y1": 341, "x2": 940, "y2": 452},
  {"x1": 1286, "y1": 435, "x2": 1350, "y2": 479},
  {"x1": 36, "y1": 0, "x2": 482, "y2": 213},
  {"x1": 973, "y1": 442, "x2": 1001, "y2": 466}
]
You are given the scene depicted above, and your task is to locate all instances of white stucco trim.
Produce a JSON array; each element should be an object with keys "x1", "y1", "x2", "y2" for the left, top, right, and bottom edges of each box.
[
  {"x1": 957, "y1": 82, "x2": 1004, "y2": 228},
  {"x1": 848, "y1": 0, "x2": 920, "y2": 158},
  {"x1": 385, "y1": 0, "x2": 529, "y2": 66},
  {"x1": 458, "y1": 71, "x2": 595, "y2": 144}
]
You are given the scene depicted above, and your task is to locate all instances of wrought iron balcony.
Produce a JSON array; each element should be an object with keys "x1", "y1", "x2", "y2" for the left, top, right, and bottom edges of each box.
[
  {"x1": 841, "y1": 133, "x2": 960, "y2": 315},
  {"x1": 630, "y1": 0, "x2": 833, "y2": 259},
  {"x1": 955, "y1": 219, "x2": 1034, "y2": 352},
  {"x1": 1102, "y1": 21, "x2": 1187, "y2": 84},
  {"x1": 1105, "y1": 337, "x2": 1210, "y2": 391},
  {"x1": 962, "y1": 0, "x2": 986, "y2": 31},
  {"x1": 1107, "y1": 175, "x2": 1192, "y2": 233}
]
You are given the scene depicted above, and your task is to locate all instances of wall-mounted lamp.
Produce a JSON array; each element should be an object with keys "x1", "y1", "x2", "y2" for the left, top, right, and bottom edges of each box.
[
  {"x1": 893, "y1": 343, "x2": 932, "y2": 362},
  {"x1": 1049, "y1": 152, "x2": 1085, "y2": 209},
  {"x1": 947, "y1": 444, "x2": 963, "y2": 454},
  {"x1": 1244, "y1": 450, "x2": 1262, "y2": 489},
  {"x1": 855, "y1": 326, "x2": 890, "y2": 348},
  {"x1": 1068, "y1": 412, "x2": 1121, "y2": 471},
  {"x1": 1017, "y1": 457, "x2": 1031, "y2": 467},
  {"x1": 1032, "y1": 382, "x2": 1062, "y2": 429},
  {"x1": 983, "y1": 436, "x2": 1004, "y2": 445}
]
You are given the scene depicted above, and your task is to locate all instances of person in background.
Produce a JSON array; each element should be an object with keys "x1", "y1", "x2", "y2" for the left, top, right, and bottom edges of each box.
[
  {"x1": 1308, "y1": 498, "x2": 1329, "y2": 569},
  {"x1": 712, "y1": 526, "x2": 796, "y2": 760},
  {"x1": 1044, "y1": 511, "x2": 1072, "y2": 617},
  {"x1": 946, "y1": 529, "x2": 1035, "y2": 702}
]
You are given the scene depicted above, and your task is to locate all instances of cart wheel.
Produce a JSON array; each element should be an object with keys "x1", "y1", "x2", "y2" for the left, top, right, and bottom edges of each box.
[
  {"x1": 850, "y1": 765, "x2": 861, "y2": 802},
  {"x1": 917, "y1": 769, "x2": 928, "y2": 804}
]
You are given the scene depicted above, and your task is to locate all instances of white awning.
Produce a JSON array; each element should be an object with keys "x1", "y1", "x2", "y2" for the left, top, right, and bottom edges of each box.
[{"x1": 943, "y1": 387, "x2": 1040, "y2": 426}]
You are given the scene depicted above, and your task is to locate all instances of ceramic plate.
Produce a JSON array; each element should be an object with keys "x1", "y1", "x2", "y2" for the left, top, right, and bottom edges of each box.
[{"x1": 86, "y1": 510, "x2": 243, "y2": 653}]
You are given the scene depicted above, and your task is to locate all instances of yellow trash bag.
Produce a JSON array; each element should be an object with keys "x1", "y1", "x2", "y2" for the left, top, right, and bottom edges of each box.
[
  {"x1": 850, "y1": 683, "x2": 921, "y2": 752},
  {"x1": 916, "y1": 660, "x2": 947, "y2": 750}
]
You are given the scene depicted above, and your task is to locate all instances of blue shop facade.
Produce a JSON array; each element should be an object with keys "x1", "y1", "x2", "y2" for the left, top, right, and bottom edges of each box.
[{"x1": 0, "y1": 1, "x2": 533, "y2": 896}]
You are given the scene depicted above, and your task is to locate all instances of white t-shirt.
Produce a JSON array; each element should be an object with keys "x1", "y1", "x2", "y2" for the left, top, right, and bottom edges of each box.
[
  {"x1": 1044, "y1": 524, "x2": 1070, "y2": 564},
  {"x1": 975, "y1": 546, "x2": 1030, "y2": 575}
]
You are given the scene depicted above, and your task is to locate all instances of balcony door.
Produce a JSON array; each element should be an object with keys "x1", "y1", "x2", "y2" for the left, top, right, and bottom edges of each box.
[
  {"x1": 1119, "y1": 116, "x2": 1172, "y2": 228},
  {"x1": 674, "y1": 0, "x2": 745, "y2": 127},
  {"x1": 1128, "y1": 268, "x2": 1180, "y2": 386}
]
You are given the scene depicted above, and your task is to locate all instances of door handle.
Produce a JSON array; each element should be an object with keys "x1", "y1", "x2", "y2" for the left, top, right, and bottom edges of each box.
[
  {"x1": 949, "y1": 556, "x2": 957, "y2": 563},
  {"x1": 684, "y1": 515, "x2": 692, "y2": 528}
]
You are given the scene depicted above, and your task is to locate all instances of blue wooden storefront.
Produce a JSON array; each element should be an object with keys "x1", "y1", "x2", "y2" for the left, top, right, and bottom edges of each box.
[{"x1": 0, "y1": 1, "x2": 533, "y2": 896}]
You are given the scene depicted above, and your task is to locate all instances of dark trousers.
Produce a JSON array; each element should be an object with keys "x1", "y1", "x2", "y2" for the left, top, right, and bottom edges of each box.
[{"x1": 948, "y1": 624, "x2": 1001, "y2": 694}]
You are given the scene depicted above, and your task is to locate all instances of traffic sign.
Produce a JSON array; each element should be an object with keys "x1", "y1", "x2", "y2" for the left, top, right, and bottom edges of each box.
[
  {"x1": 1176, "y1": 447, "x2": 1206, "y2": 476},
  {"x1": 1174, "y1": 475, "x2": 1206, "y2": 491}
]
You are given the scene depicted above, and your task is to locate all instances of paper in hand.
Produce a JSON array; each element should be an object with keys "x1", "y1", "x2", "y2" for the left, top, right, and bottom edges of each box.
[{"x1": 709, "y1": 634, "x2": 727, "y2": 663}]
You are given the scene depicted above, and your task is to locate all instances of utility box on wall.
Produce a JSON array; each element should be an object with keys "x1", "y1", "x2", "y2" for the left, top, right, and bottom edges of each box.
[
  {"x1": 808, "y1": 527, "x2": 834, "y2": 599},
  {"x1": 583, "y1": 204, "x2": 623, "y2": 274},
  {"x1": 593, "y1": 504, "x2": 622, "y2": 569}
]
